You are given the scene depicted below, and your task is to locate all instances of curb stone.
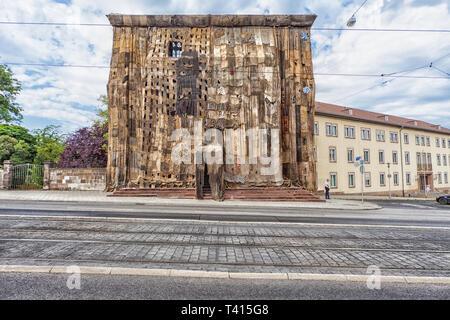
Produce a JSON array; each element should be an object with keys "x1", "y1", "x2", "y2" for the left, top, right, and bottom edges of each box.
[{"x1": 0, "y1": 265, "x2": 449, "y2": 284}]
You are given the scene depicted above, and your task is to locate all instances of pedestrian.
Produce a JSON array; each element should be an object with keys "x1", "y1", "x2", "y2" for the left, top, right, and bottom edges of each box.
[
  {"x1": 425, "y1": 185, "x2": 430, "y2": 197},
  {"x1": 324, "y1": 179, "x2": 330, "y2": 200}
]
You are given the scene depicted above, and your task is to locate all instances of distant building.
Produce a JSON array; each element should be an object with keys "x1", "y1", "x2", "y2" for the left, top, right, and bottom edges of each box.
[
  {"x1": 314, "y1": 102, "x2": 450, "y2": 195},
  {"x1": 106, "y1": 14, "x2": 318, "y2": 200}
]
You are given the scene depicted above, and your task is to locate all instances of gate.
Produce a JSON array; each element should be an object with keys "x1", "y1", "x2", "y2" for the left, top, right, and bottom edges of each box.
[{"x1": 11, "y1": 164, "x2": 44, "y2": 190}]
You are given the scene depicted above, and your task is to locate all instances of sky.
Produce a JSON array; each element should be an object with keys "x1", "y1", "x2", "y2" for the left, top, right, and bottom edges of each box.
[{"x1": 0, "y1": 0, "x2": 449, "y2": 133}]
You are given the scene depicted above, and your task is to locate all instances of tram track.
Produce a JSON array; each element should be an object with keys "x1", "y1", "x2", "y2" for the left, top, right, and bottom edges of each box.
[
  {"x1": 0, "y1": 237, "x2": 449, "y2": 253},
  {"x1": 0, "y1": 254, "x2": 448, "y2": 273},
  {"x1": 0, "y1": 215, "x2": 448, "y2": 275},
  {"x1": 0, "y1": 229, "x2": 449, "y2": 252}
]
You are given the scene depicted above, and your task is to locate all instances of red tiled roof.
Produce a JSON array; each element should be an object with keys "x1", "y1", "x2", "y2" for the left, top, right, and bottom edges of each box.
[{"x1": 315, "y1": 102, "x2": 450, "y2": 135}]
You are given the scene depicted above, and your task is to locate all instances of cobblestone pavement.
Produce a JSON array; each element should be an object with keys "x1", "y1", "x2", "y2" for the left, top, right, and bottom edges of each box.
[{"x1": 0, "y1": 216, "x2": 449, "y2": 277}]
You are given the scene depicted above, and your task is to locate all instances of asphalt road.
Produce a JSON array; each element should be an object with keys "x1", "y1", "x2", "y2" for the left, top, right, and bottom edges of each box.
[
  {"x1": 0, "y1": 200, "x2": 448, "y2": 300},
  {"x1": 0, "y1": 199, "x2": 448, "y2": 227},
  {"x1": 1, "y1": 272, "x2": 449, "y2": 300}
]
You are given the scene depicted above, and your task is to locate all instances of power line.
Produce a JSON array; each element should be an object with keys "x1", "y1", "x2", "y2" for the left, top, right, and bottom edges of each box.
[
  {"x1": 313, "y1": 27, "x2": 450, "y2": 33},
  {"x1": 0, "y1": 21, "x2": 449, "y2": 33},
  {"x1": 1, "y1": 61, "x2": 449, "y2": 79},
  {"x1": 0, "y1": 21, "x2": 110, "y2": 27},
  {"x1": 353, "y1": 0, "x2": 370, "y2": 16},
  {"x1": 431, "y1": 65, "x2": 450, "y2": 76},
  {"x1": 2, "y1": 62, "x2": 110, "y2": 69},
  {"x1": 334, "y1": 53, "x2": 450, "y2": 101}
]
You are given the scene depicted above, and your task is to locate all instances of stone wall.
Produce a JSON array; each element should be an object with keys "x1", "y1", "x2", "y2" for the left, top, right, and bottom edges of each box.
[
  {"x1": 48, "y1": 168, "x2": 106, "y2": 191},
  {"x1": 0, "y1": 168, "x2": 3, "y2": 189}
]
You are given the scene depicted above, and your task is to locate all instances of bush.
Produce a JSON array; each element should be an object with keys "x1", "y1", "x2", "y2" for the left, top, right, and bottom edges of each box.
[{"x1": 58, "y1": 124, "x2": 107, "y2": 168}]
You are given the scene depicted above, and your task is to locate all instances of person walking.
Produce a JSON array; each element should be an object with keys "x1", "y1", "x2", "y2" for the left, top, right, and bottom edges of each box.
[{"x1": 324, "y1": 179, "x2": 330, "y2": 200}]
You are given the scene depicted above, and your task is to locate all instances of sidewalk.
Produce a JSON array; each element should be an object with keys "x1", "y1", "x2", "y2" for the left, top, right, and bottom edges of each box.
[
  {"x1": 332, "y1": 194, "x2": 437, "y2": 201},
  {"x1": 0, "y1": 190, "x2": 380, "y2": 210}
]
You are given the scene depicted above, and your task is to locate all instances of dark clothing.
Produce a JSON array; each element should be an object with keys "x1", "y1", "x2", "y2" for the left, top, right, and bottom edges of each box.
[{"x1": 325, "y1": 187, "x2": 330, "y2": 199}]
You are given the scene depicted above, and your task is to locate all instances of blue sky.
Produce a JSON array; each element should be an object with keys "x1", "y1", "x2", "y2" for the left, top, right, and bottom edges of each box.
[{"x1": 0, "y1": 0, "x2": 449, "y2": 132}]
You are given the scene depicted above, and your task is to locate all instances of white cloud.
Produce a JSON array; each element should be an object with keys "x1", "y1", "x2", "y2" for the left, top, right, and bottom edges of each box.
[{"x1": 0, "y1": 0, "x2": 449, "y2": 132}]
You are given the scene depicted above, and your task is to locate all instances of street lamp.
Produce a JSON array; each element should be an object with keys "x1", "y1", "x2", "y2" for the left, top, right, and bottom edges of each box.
[
  {"x1": 346, "y1": 15, "x2": 357, "y2": 27},
  {"x1": 346, "y1": 0, "x2": 369, "y2": 28},
  {"x1": 387, "y1": 162, "x2": 391, "y2": 199}
]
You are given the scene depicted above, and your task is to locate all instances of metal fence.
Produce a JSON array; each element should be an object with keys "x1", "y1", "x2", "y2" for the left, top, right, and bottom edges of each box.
[{"x1": 11, "y1": 164, "x2": 44, "y2": 190}]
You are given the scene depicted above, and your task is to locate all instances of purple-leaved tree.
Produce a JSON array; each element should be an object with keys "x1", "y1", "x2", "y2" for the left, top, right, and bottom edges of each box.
[{"x1": 58, "y1": 124, "x2": 107, "y2": 168}]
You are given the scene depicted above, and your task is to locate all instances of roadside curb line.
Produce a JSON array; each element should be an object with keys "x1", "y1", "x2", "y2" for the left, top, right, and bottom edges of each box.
[
  {"x1": 0, "y1": 265, "x2": 448, "y2": 284},
  {"x1": 0, "y1": 195, "x2": 381, "y2": 211}
]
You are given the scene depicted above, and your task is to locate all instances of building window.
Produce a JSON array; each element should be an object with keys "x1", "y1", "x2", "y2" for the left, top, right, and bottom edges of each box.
[
  {"x1": 363, "y1": 149, "x2": 370, "y2": 163},
  {"x1": 436, "y1": 138, "x2": 440, "y2": 147},
  {"x1": 443, "y1": 155, "x2": 447, "y2": 166},
  {"x1": 444, "y1": 172, "x2": 448, "y2": 184},
  {"x1": 405, "y1": 151, "x2": 410, "y2": 165},
  {"x1": 437, "y1": 154, "x2": 441, "y2": 166},
  {"x1": 344, "y1": 126, "x2": 355, "y2": 138},
  {"x1": 415, "y1": 135, "x2": 420, "y2": 145},
  {"x1": 426, "y1": 136, "x2": 430, "y2": 146},
  {"x1": 406, "y1": 173, "x2": 411, "y2": 185},
  {"x1": 330, "y1": 173, "x2": 337, "y2": 188},
  {"x1": 390, "y1": 132, "x2": 399, "y2": 143},
  {"x1": 416, "y1": 152, "x2": 421, "y2": 165},
  {"x1": 443, "y1": 139, "x2": 447, "y2": 148},
  {"x1": 448, "y1": 139, "x2": 450, "y2": 148},
  {"x1": 393, "y1": 172, "x2": 399, "y2": 186},
  {"x1": 168, "y1": 41, "x2": 182, "y2": 58},
  {"x1": 420, "y1": 136, "x2": 425, "y2": 146},
  {"x1": 376, "y1": 130, "x2": 385, "y2": 142},
  {"x1": 313, "y1": 146, "x2": 317, "y2": 162},
  {"x1": 326, "y1": 123, "x2": 338, "y2": 137},
  {"x1": 392, "y1": 151, "x2": 398, "y2": 164},
  {"x1": 403, "y1": 133, "x2": 409, "y2": 144},
  {"x1": 438, "y1": 173, "x2": 442, "y2": 184},
  {"x1": 314, "y1": 122, "x2": 319, "y2": 135},
  {"x1": 347, "y1": 148, "x2": 354, "y2": 163},
  {"x1": 378, "y1": 150, "x2": 385, "y2": 164},
  {"x1": 329, "y1": 147, "x2": 337, "y2": 162},
  {"x1": 365, "y1": 172, "x2": 371, "y2": 187},
  {"x1": 380, "y1": 173, "x2": 386, "y2": 186},
  {"x1": 361, "y1": 128, "x2": 371, "y2": 140},
  {"x1": 348, "y1": 173, "x2": 355, "y2": 188}
]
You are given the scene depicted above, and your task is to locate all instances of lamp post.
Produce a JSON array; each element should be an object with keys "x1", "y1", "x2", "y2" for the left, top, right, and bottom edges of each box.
[
  {"x1": 355, "y1": 156, "x2": 364, "y2": 203},
  {"x1": 387, "y1": 162, "x2": 391, "y2": 199}
]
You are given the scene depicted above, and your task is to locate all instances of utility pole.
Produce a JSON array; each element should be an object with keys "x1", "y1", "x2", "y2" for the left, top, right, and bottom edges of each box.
[
  {"x1": 387, "y1": 162, "x2": 391, "y2": 199},
  {"x1": 355, "y1": 156, "x2": 364, "y2": 203}
]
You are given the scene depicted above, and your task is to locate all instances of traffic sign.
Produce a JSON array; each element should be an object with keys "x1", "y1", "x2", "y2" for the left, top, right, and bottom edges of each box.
[{"x1": 356, "y1": 156, "x2": 361, "y2": 161}]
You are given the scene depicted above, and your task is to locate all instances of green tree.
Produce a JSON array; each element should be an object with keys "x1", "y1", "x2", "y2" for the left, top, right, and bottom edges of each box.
[
  {"x1": 0, "y1": 124, "x2": 36, "y2": 145},
  {"x1": 0, "y1": 123, "x2": 37, "y2": 164},
  {"x1": 94, "y1": 94, "x2": 108, "y2": 127},
  {"x1": 0, "y1": 135, "x2": 18, "y2": 164},
  {"x1": 32, "y1": 125, "x2": 66, "y2": 165},
  {"x1": 10, "y1": 140, "x2": 35, "y2": 164},
  {"x1": 94, "y1": 94, "x2": 108, "y2": 151},
  {"x1": 0, "y1": 64, "x2": 22, "y2": 123}
]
